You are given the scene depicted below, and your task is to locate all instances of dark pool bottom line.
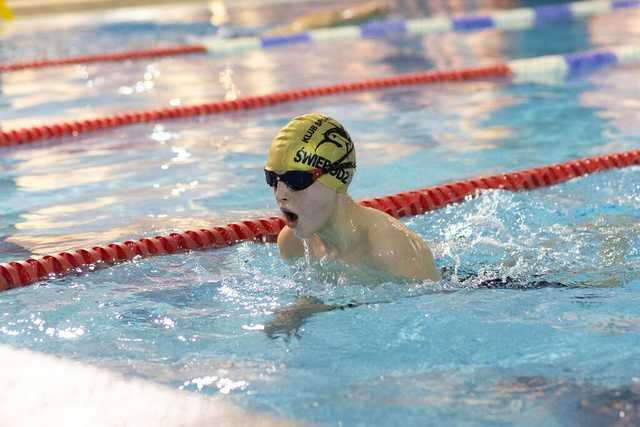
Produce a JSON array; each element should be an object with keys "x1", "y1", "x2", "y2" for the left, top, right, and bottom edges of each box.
[{"x1": 0, "y1": 149, "x2": 638, "y2": 292}]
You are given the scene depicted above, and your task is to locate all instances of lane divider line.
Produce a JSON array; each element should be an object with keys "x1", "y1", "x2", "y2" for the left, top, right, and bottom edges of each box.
[
  {"x1": 0, "y1": 45, "x2": 207, "y2": 72},
  {"x1": 1, "y1": 0, "x2": 638, "y2": 72},
  {"x1": 2, "y1": 44, "x2": 640, "y2": 149},
  {"x1": 203, "y1": 0, "x2": 639, "y2": 54},
  {"x1": 0, "y1": 64, "x2": 512, "y2": 146},
  {"x1": 1, "y1": 149, "x2": 638, "y2": 291}
]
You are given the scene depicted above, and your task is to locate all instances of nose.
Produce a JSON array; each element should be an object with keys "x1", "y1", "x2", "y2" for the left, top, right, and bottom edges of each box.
[{"x1": 274, "y1": 180, "x2": 290, "y2": 202}]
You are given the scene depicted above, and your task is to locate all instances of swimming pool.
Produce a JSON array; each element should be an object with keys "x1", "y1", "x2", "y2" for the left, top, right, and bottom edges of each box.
[{"x1": 1, "y1": 0, "x2": 640, "y2": 425}]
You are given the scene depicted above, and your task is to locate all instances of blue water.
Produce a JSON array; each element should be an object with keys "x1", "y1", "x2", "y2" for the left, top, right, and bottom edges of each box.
[{"x1": 1, "y1": 1, "x2": 640, "y2": 426}]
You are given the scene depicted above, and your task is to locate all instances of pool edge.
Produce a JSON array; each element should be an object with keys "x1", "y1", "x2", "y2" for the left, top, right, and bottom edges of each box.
[{"x1": 0, "y1": 344, "x2": 303, "y2": 427}]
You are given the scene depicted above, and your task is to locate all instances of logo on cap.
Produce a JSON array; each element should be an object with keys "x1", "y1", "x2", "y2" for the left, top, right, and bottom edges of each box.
[{"x1": 315, "y1": 126, "x2": 351, "y2": 152}]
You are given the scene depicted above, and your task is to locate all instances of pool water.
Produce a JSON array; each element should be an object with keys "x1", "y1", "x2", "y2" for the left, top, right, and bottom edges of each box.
[{"x1": 1, "y1": 1, "x2": 640, "y2": 425}]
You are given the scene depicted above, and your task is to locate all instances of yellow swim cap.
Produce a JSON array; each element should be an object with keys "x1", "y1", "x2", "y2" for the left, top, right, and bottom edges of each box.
[
  {"x1": 266, "y1": 113, "x2": 356, "y2": 193},
  {"x1": 0, "y1": 0, "x2": 14, "y2": 20}
]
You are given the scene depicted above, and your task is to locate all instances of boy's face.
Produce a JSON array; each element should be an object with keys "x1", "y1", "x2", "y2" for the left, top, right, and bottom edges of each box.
[{"x1": 273, "y1": 177, "x2": 337, "y2": 239}]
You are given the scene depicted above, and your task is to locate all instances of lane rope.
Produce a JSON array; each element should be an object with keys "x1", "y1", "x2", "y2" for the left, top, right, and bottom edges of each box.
[
  {"x1": 199, "y1": 0, "x2": 640, "y2": 56},
  {"x1": 0, "y1": 64, "x2": 512, "y2": 146},
  {"x1": 0, "y1": 45, "x2": 207, "y2": 72},
  {"x1": 1, "y1": 149, "x2": 638, "y2": 291},
  {"x1": 2, "y1": 44, "x2": 640, "y2": 149},
  {"x1": 0, "y1": 0, "x2": 638, "y2": 72}
]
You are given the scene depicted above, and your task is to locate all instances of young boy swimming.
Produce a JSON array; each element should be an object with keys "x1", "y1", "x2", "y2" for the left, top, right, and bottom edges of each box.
[{"x1": 265, "y1": 113, "x2": 441, "y2": 282}]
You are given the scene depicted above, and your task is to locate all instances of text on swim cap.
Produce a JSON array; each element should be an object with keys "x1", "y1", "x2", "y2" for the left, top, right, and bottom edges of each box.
[
  {"x1": 301, "y1": 117, "x2": 329, "y2": 144},
  {"x1": 302, "y1": 125, "x2": 318, "y2": 143},
  {"x1": 294, "y1": 148, "x2": 351, "y2": 184}
]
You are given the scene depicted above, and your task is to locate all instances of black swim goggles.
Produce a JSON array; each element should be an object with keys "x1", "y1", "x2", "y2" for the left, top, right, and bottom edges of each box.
[{"x1": 264, "y1": 162, "x2": 355, "y2": 191}]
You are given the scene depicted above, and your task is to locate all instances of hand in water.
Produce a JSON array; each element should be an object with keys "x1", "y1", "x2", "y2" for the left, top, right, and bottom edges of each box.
[{"x1": 264, "y1": 296, "x2": 334, "y2": 340}]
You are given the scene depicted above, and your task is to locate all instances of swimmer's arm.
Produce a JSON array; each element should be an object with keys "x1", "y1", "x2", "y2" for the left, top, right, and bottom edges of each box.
[
  {"x1": 369, "y1": 227, "x2": 441, "y2": 282},
  {"x1": 264, "y1": 296, "x2": 367, "y2": 339},
  {"x1": 264, "y1": 296, "x2": 333, "y2": 339},
  {"x1": 276, "y1": 226, "x2": 305, "y2": 259}
]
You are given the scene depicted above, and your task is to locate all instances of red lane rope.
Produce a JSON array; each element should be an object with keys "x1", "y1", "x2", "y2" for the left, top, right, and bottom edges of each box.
[
  {"x1": 1, "y1": 149, "x2": 638, "y2": 292},
  {"x1": 0, "y1": 45, "x2": 207, "y2": 73},
  {"x1": 0, "y1": 64, "x2": 511, "y2": 148}
]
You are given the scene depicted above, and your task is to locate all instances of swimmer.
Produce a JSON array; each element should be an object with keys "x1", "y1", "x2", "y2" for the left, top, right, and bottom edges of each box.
[
  {"x1": 218, "y1": 0, "x2": 391, "y2": 38},
  {"x1": 266, "y1": 0, "x2": 391, "y2": 36},
  {"x1": 265, "y1": 113, "x2": 441, "y2": 282}
]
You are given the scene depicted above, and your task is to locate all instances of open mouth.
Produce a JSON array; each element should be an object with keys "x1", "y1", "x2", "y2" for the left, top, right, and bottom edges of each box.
[{"x1": 281, "y1": 208, "x2": 299, "y2": 226}]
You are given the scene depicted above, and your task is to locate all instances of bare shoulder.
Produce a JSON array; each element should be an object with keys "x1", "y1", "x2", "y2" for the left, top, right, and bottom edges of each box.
[
  {"x1": 276, "y1": 226, "x2": 305, "y2": 259},
  {"x1": 362, "y1": 206, "x2": 418, "y2": 242},
  {"x1": 363, "y1": 207, "x2": 441, "y2": 282}
]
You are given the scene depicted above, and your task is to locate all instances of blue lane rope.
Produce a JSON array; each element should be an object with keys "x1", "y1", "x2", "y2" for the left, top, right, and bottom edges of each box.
[{"x1": 201, "y1": 0, "x2": 640, "y2": 55}]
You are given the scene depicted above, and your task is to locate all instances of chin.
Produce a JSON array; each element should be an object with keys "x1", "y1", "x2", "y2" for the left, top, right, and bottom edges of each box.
[
  {"x1": 293, "y1": 227, "x2": 312, "y2": 240},
  {"x1": 292, "y1": 221, "x2": 318, "y2": 240}
]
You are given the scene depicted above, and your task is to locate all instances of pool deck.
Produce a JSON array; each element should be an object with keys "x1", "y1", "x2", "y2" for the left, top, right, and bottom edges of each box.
[{"x1": 0, "y1": 345, "x2": 302, "y2": 427}]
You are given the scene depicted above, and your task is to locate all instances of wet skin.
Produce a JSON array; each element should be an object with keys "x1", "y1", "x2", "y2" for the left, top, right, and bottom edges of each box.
[{"x1": 272, "y1": 177, "x2": 441, "y2": 283}]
